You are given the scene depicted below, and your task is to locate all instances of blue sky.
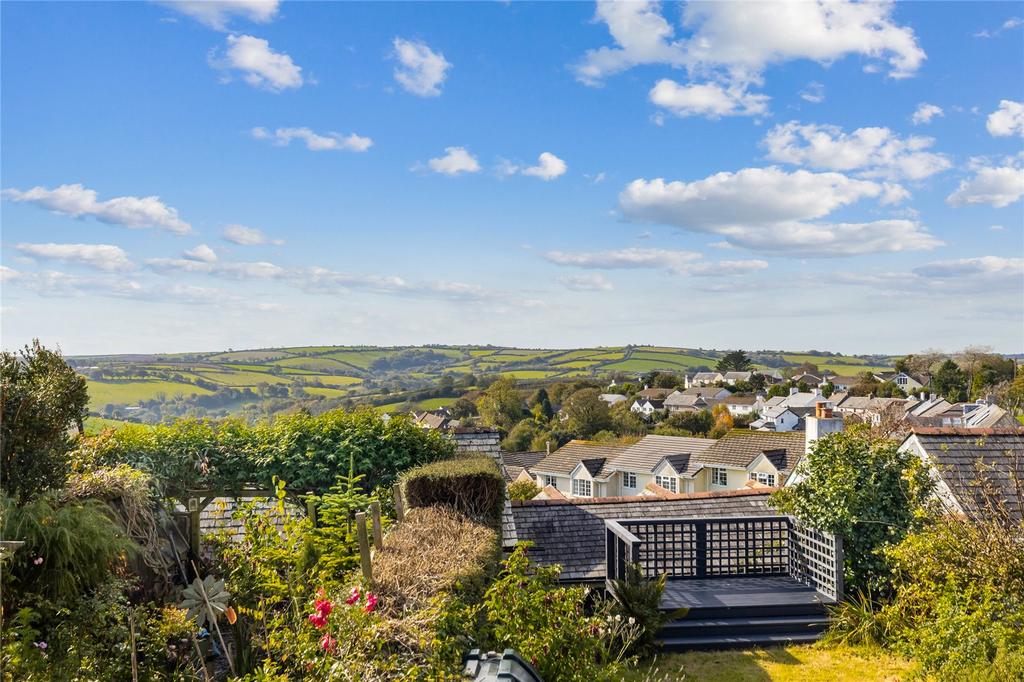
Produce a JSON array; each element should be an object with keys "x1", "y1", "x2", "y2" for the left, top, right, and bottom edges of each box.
[{"x1": 2, "y1": 1, "x2": 1022, "y2": 355}]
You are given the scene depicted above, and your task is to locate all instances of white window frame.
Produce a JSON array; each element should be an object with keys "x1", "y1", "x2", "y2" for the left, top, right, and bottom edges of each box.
[
  {"x1": 622, "y1": 472, "x2": 637, "y2": 489},
  {"x1": 654, "y1": 475, "x2": 677, "y2": 493},
  {"x1": 749, "y1": 472, "x2": 776, "y2": 486},
  {"x1": 542, "y1": 474, "x2": 558, "y2": 488},
  {"x1": 711, "y1": 467, "x2": 728, "y2": 486},
  {"x1": 571, "y1": 477, "x2": 592, "y2": 497}
]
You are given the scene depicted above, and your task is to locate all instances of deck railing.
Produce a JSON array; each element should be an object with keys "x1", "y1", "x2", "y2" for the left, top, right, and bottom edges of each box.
[{"x1": 605, "y1": 515, "x2": 843, "y2": 601}]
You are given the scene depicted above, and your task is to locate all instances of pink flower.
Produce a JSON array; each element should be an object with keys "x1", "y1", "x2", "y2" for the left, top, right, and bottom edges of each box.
[
  {"x1": 34, "y1": 641, "x2": 47, "y2": 650},
  {"x1": 345, "y1": 587, "x2": 361, "y2": 606},
  {"x1": 307, "y1": 613, "x2": 327, "y2": 629},
  {"x1": 314, "y1": 599, "x2": 333, "y2": 617},
  {"x1": 320, "y1": 633, "x2": 337, "y2": 652},
  {"x1": 33, "y1": 557, "x2": 43, "y2": 566},
  {"x1": 364, "y1": 593, "x2": 378, "y2": 613}
]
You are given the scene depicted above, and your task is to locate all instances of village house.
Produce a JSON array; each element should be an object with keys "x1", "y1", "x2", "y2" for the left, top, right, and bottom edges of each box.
[
  {"x1": 722, "y1": 371, "x2": 753, "y2": 385},
  {"x1": 663, "y1": 391, "x2": 709, "y2": 413},
  {"x1": 607, "y1": 435, "x2": 718, "y2": 495},
  {"x1": 529, "y1": 441, "x2": 632, "y2": 499},
  {"x1": 821, "y1": 375, "x2": 860, "y2": 392},
  {"x1": 875, "y1": 371, "x2": 929, "y2": 393},
  {"x1": 691, "y1": 371, "x2": 724, "y2": 386},
  {"x1": 630, "y1": 397, "x2": 666, "y2": 417},
  {"x1": 720, "y1": 394, "x2": 761, "y2": 417}
]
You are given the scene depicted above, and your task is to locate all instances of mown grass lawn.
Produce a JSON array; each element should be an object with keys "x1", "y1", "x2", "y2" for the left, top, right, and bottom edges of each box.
[{"x1": 622, "y1": 644, "x2": 916, "y2": 681}]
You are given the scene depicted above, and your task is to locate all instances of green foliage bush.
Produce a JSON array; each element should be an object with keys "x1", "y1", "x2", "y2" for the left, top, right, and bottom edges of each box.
[
  {"x1": 608, "y1": 563, "x2": 677, "y2": 657},
  {"x1": 1, "y1": 493, "x2": 137, "y2": 609},
  {"x1": 507, "y1": 479, "x2": 541, "y2": 501},
  {"x1": 401, "y1": 454, "x2": 505, "y2": 522},
  {"x1": 482, "y1": 545, "x2": 639, "y2": 682},
  {"x1": 771, "y1": 431, "x2": 933, "y2": 596},
  {"x1": 879, "y1": 517, "x2": 1024, "y2": 680},
  {"x1": 1, "y1": 340, "x2": 89, "y2": 502},
  {"x1": 76, "y1": 408, "x2": 455, "y2": 496}
]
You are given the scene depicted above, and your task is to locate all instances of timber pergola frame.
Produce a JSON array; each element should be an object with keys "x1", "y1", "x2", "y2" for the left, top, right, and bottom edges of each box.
[{"x1": 176, "y1": 488, "x2": 317, "y2": 557}]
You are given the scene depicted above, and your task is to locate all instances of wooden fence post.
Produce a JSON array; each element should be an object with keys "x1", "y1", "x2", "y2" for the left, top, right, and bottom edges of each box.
[
  {"x1": 356, "y1": 512, "x2": 372, "y2": 583},
  {"x1": 189, "y1": 499, "x2": 202, "y2": 559},
  {"x1": 393, "y1": 483, "x2": 405, "y2": 522},
  {"x1": 305, "y1": 494, "x2": 317, "y2": 528},
  {"x1": 369, "y1": 501, "x2": 383, "y2": 548}
]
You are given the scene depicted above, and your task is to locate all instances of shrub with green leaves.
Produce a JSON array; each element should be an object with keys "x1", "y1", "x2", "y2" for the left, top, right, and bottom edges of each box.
[
  {"x1": 401, "y1": 454, "x2": 505, "y2": 522},
  {"x1": 880, "y1": 517, "x2": 1024, "y2": 680},
  {"x1": 507, "y1": 479, "x2": 541, "y2": 501},
  {"x1": 771, "y1": 430, "x2": 933, "y2": 596},
  {"x1": 1, "y1": 493, "x2": 137, "y2": 609},
  {"x1": 481, "y1": 544, "x2": 639, "y2": 682},
  {"x1": 76, "y1": 408, "x2": 455, "y2": 496},
  {"x1": 1, "y1": 340, "x2": 88, "y2": 502}
]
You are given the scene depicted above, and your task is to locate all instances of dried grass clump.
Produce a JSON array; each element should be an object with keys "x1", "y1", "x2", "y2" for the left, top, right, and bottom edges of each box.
[{"x1": 372, "y1": 506, "x2": 499, "y2": 613}]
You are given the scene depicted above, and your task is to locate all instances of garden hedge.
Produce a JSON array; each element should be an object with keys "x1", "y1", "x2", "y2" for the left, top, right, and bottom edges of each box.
[{"x1": 401, "y1": 454, "x2": 505, "y2": 522}]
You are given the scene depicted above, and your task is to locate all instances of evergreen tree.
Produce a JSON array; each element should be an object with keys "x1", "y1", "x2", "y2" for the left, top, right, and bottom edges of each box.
[{"x1": 716, "y1": 350, "x2": 753, "y2": 372}]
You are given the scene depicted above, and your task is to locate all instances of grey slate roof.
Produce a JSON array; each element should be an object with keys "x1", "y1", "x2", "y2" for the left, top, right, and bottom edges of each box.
[
  {"x1": 607, "y1": 434, "x2": 716, "y2": 474},
  {"x1": 510, "y1": 489, "x2": 776, "y2": 581},
  {"x1": 199, "y1": 496, "x2": 304, "y2": 541},
  {"x1": 908, "y1": 427, "x2": 1024, "y2": 522}
]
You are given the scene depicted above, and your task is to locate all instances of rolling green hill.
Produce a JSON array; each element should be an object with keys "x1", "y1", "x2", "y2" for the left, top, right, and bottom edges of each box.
[{"x1": 71, "y1": 344, "x2": 895, "y2": 423}]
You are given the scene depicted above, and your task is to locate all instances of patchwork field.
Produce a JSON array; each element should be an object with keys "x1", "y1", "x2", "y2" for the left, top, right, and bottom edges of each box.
[{"x1": 72, "y1": 344, "x2": 896, "y2": 415}]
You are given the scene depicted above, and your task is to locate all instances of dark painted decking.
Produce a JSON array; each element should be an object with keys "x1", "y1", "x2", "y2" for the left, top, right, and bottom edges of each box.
[{"x1": 660, "y1": 575, "x2": 834, "y2": 611}]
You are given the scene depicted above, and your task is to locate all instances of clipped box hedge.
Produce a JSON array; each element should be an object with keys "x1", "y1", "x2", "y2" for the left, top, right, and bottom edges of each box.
[{"x1": 401, "y1": 454, "x2": 505, "y2": 522}]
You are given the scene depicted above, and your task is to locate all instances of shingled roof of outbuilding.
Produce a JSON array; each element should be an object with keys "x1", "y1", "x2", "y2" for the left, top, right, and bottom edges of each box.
[
  {"x1": 509, "y1": 488, "x2": 776, "y2": 582},
  {"x1": 905, "y1": 427, "x2": 1024, "y2": 522},
  {"x1": 701, "y1": 430, "x2": 806, "y2": 476}
]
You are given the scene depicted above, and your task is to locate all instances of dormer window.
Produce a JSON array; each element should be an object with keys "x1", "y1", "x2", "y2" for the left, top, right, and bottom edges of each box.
[
  {"x1": 711, "y1": 467, "x2": 728, "y2": 486},
  {"x1": 571, "y1": 478, "x2": 592, "y2": 497},
  {"x1": 655, "y1": 475, "x2": 677, "y2": 492},
  {"x1": 749, "y1": 472, "x2": 776, "y2": 486}
]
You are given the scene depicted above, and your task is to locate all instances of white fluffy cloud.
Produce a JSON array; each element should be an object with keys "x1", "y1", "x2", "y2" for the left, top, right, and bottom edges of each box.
[
  {"x1": 619, "y1": 167, "x2": 941, "y2": 256},
  {"x1": 522, "y1": 152, "x2": 568, "y2": 181},
  {"x1": 911, "y1": 103, "x2": 944, "y2": 125},
  {"x1": 986, "y1": 100, "x2": 1024, "y2": 137},
  {"x1": 649, "y1": 79, "x2": 768, "y2": 118},
  {"x1": 250, "y1": 126, "x2": 373, "y2": 152},
  {"x1": 544, "y1": 247, "x2": 767, "y2": 277},
  {"x1": 973, "y1": 17, "x2": 1023, "y2": 39},
  {"x1": 146, "y1": 257, "x2": 285, "y2": 280},
  {"x1": 160, "y1": 1, "x2": 279, "y2": 31},
  {"x1": 392, "y1": 38, "x2": 451, "y2": 97},
  {"x1": 575, "y1": 1, "x2": 925, "y2": 100},
  {"x1": 946, "y1": 161, "x2": 1024, "y2": 208},
  {"x1": 799, "y1": 81, "x2": 825, "y2": 104},
  {"x1": 558, "y1": 274, "x2": 615, "y2": 291},
  {"x1": 214, "y1": 34, "x2": 303, "y2": 91},
  {"x1": 545, "y1": 247, "x2": 702, "y2": 271},
  {"x1": 2, "y1": 183, "x2": 191, "y2": 234},
  {"x1": 222, "y1": 224, "x2": 284, "y2": 245},
  {"x1": 762, "y1": 122, "x2": 951, "y2": 181},
  {"x1": 426, "y1": 147, "x2": 480, "y2": 176},
  {"x1": 14, "y1": 243, "x2": 134, "y2": 271},
  {"x1": 840, "y1": 256, "x2": 1024, "y2": 294},
  {"x1": 500, "y1": 152, "x2": 568, "y2": 180},
  {"x1": 184, "y1": 244, "x2": 218, "y2": 263}
]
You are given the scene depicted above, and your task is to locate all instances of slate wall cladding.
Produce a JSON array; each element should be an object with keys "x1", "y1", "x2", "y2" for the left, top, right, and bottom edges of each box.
[{"x1": 510, "y1": 489, "x2": 776, "y2": 581}]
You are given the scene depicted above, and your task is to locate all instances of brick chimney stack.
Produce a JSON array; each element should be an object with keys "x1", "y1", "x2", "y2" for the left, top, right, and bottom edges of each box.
[{"x1": 805, "y1": 401, "x2": 843, "y2": 454}]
